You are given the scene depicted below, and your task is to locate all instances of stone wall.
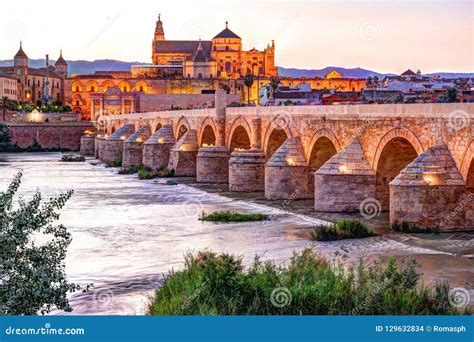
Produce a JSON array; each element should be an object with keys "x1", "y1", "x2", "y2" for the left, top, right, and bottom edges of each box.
[
  {"x1": 136, "y1": 93, "x2": 240, "y2": 113},
  {"x1": 6, "y1": 123, "x2": 94, "y2": 151}
]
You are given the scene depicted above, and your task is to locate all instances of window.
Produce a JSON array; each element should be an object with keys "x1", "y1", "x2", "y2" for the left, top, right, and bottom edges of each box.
[
  {"x1": 198, "y1": 73, "x2": 203, "y2": 79},
  {"x1": 139, "y1": 86, "x2": 144, "y2": 92},
  {"x1": 90, "y1": 86, "x2": 95, "y2": 92},
  {"x1": 225, "y1": 46, "x2": 229, "y2": 51},
  {"x1": 75, "y1": 86, "x2": 80, "y2": 92},
  {"x1": 225, "y1": 62, "x2": 231, "y2": 72}
]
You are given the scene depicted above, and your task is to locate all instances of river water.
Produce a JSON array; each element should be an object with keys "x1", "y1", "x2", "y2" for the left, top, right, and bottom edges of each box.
[{"x1": 0, "y1": 153, "x2": 472, "y2": 314}]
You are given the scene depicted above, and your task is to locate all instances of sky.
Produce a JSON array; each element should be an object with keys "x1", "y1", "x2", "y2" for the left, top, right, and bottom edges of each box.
[{"x1": 1, "y1": 0, "x2": 473, "y2": 74}]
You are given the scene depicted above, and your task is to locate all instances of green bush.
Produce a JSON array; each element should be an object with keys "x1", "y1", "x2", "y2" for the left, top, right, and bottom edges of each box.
[
  {"x1": 106, "y1": 155, "x2": 123, "y2": 168},
  {"x1": 389, "y1": 222, "x2": 440, "y2": 234},
  {"x1": 148, "y1": 248, "x2": 468, "y2": 315},
  {"x1": 61, "y1": 155, "x2": 85, "y2": 162},
  {"x1": 199, "y1": 211, "x2": 269, "y2": 222},
  {"x1": 0, "y1": 173, "x2": 80, "y2": 315},
  {"x1": 118, "y1": 165, "x2": 140, "y2": 174},
  {"x1": 138, "y1": 166, "x2": 175, "y2": 179},
  {"x1": 312, "y1": 220, "x2": 375, "y2": 241}
]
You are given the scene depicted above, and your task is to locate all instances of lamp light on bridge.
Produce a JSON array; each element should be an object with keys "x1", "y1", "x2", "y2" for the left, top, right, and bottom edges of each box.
[
  {"x1": 136, "y1": 137, "x2": 143, "y2": 143},
  {"x1": 338, "y1": 165, "x2": 350, "y2": 174},
  {"x1": 422, "y1": 172, "x2": 441, "y2": 186},
  {"x1": 286, "y1": 157, "x2": 296, "y2": 166},
  {"x1": 120, "y1": 135, "x2": 126, "y2": 141},
  {"x1": 158, "y1": 138, "x2": 164, "y2": 144}
]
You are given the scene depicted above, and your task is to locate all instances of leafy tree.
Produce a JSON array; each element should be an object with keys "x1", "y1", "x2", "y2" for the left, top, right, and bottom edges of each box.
[
  {"x1": 0, "y1": 173, "x2": 80, "y2": 315},
  {"x1": 244, "y1": 74, "x2": 255, "y2": 105},
  {"x1": 445, "y1": 87, "x2": 458, "y2": 103}
]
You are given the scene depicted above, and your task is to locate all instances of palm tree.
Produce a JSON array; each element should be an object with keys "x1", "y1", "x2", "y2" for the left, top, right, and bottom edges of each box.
[
  {"x1": 1, "y1": 96, "x2": 9, "y2": 122},
  {"x1": 244, "y1": 74, "x2": 255, "y2": 105}
]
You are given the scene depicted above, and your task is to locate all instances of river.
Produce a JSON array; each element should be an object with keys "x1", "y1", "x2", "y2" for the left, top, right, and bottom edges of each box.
[{"x1": 0, "y1": 153, "x2": 472, "y2": 314}]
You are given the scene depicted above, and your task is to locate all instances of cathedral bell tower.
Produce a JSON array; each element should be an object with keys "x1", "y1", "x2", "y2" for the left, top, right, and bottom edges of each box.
[{"x1": 154, "y1": 14, "x2": 165, "y2": 41}]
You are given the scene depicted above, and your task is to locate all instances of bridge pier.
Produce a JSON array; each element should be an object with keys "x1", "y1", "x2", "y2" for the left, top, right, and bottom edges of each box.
[
  {"x1": 95, "y1": 133, "x2": 106, "y2": 160},
  {"x1": 168, "y1": 129, "x2": 199, "y2": 176},
  {"x1": 229, "y1": 150, "x2": 266, "y2": 192},
  {"x1": 196, "y1": 147, "x2": 229, "y2": 183},
  {"x1": 80, "y1": 130, "x2": 98, "y2": 156},
  {"x1": 123, "y1": 126, "x2": 152, "y2": 168},
  {"x1": 314, "y1": 139, "x2": 376, "y2": 212},
  {"x1": 142, "y1": 124, "x2": 175, "y2": 170},
  {"x1": 390, "y1": 145, "x2": 472, "y2": 231},
  {"x1": 102, "y1": 124, "x2": 136, "y2": 164},
  {"x1": 265, "y1": 137, "x2": 309, "y2": 200}
]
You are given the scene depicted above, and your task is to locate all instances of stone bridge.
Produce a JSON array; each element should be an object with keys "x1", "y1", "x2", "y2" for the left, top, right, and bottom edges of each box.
[{"x1": 80, "y1": 91, "x2": 474, "y2": 231}]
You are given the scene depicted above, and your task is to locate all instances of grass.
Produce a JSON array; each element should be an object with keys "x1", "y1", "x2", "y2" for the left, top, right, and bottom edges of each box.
[
  {"x1": 389, "y1": 222, "x2": 440, "y2": 234},
  {"x1": 147, "y1": 248, "x2": 469, "y2": 315},
  {"x1": 118, "y1": 165, "x2": 141, "y2": 174},
  {"x1": 312, "y1": 219, "x2": 375, "y2": 241},
  {"x1": 138, "y1": 166, "x2": 175, "y2": 179},
  {"x1": 105, "y1": 155, "x2": 123, "y2": 168},
  {"x1": 199, "y1": 211, "x2": 269, "y2": 222},
  {"x1": 61, "y1": 155, "x2": 86, "y2": 162}
]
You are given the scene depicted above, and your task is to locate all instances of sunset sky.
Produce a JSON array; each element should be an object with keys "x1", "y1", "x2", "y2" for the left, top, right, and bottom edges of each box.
[{"x1": 1, "y1": 0, "x2": 472, "y2": 73}]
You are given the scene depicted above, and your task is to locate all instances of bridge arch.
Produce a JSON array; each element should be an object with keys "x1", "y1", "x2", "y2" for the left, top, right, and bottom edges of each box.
[
  {"x1": 307, "y1": 129, "x2": 340, "y2": 194},
  {"x1": 262, "y1": 115, "x2": 293, "y2": 158},
  {"x1": 460, "y1": 139, "x2": 474, "y2": 189},
  {"x1": 227, "y1": 116, "x2": 252, "y2": 152},
  {"x1": 199, "y1": 117, "x2": 218, "y2": 147},
  {"x1": 373, "y1": 127, "x2": 424, "y2": 171},
  {"x1": 373, "y1": 127, "x2": 423, "y2": 210},
  {"x1": 174, "y1": 117, "x2": 191, "y2": 140}
]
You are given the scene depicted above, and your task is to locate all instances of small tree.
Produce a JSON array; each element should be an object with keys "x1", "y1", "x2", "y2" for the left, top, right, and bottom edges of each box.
[
  {"x1": 269, "y1": 76, "x2": 280, "y2": 92},
  {"x1": 244, "y1": 74, "x2": 255, "y2": 105},
  {"x1": 0, "y1": 173, "x2": 80, "y2": 315}
]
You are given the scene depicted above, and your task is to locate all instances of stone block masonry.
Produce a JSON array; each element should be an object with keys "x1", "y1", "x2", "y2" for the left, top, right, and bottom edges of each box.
[
  {"x1": 229, "y1": 150, "x2": 266, "y2": 192},
  {"x1": 7, "y1": 123, "x2": 94, "y2": 151},
  {"x1": 168, "y1": 129, "x2": 199, "y2": 176},
  {"x1": 102, "y1": 124, "x2": 136, "y2": 164},
  {"x1": 123, "y1": 126, "x2": 152, "y2": 167},
  {"x1": 196, "y1": 147, "x2": 229, "y2": 183}
]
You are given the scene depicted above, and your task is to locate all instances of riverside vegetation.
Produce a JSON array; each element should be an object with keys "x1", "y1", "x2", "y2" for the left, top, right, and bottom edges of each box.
[
  {"x1": 312, "y1": 219, "x2": 375, "y2": 241},
  {"x1": 0, "y1": 173, "x2": 80, "y2": 315},
  {"x1": 148, "y1": 248, "x2": 469, "y2": 315},
  {"x1": 199, "y1": 211, "x2": 269, "y2": 222}
]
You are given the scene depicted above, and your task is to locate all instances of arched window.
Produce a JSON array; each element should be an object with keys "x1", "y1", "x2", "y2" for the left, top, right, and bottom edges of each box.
[
  {"x1": 225, "y1": 46, "x2": 229, "y2": 51},
  {"x1": 198, "y1": 73, "x2": 203, "y2": 79},
  {"x1": 225, "y1": 62, "x2": 231, "y2": 73},
  {"x1": 75, "y1": 86, "x2": 80, "y2": 92}
]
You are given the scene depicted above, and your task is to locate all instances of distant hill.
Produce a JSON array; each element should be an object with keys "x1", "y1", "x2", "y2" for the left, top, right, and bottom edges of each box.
[
  {"x1": 278, "y1": 66, "x2": 388, "y2": 79},
  {"x1": 0, "y1": 59, "x2": 148, "y2": 76},
  {"x1": 1, "y1": 58, "x2": 472, "y2": 79}
]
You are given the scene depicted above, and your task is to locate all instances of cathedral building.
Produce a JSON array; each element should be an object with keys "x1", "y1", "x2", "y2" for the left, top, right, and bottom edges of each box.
[
  {"x1": 0, "y1": 43, "x2": 67, "y2": 104},
  {"x1": 151, "y1": 16, "x2": 277, "y2": 79}
]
